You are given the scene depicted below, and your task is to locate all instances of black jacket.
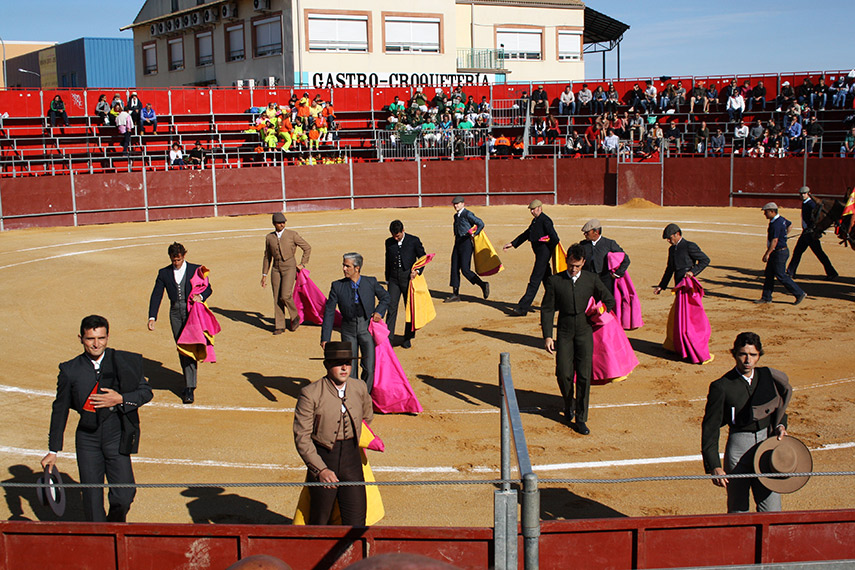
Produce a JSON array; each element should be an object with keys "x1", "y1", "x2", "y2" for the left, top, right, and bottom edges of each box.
[
  {"x1": 148, "y1": 262, "x2": 212, "y2": 320},
  {"x1": 510, "y1": 212, "x2": 559, "y2": 256},
  {"x1": 385, "y1": 233, "x2": 426, "y2": 281},
  {"x1": 658, "y1": 238, "x2": 709, "y2": 289}
]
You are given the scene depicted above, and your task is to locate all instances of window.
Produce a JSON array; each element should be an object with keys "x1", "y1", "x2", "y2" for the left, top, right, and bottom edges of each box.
[
  {"x1": 496, "y1": 28, "x2": 542, "y2": 61},
  {"x1": 308, "y1": 13, "x2": 368, "y2": 52},
  {"x1": 143, "y1": 42, "x2": 158, "y2": 75},
  {"x1": 558, "y1": 30, "x2": 582, "y2": 61},
  {"x1": 385, "y1": 16, "x2": 440, "y2": 53},
  {"x1": 196, "y1": 31, "x2": 213, "y2": 66},
  {"x1": 225, "y1": 23, "x2": 245, "y2": 61},
  {"x1": 253, "y1": 15, "x2": 282, "y2": 57},
  {"x1": 168, "y1": 38, "x2": 184, "y2": 71}
]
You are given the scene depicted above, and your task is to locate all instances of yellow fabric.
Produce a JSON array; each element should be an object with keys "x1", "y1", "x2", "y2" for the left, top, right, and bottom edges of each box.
[
  {"x1": 472, "y1": 231, "x2": 503, "y2": 276},
  {"x1": 293, "y1": 427, "x2": 384, "y2": 526},
  {"x1": 405, "y1": 255, "x2": 436, "y2": 330},
  {"x1": 662, "y1": 296, "x2": 676, "y2": 352},
  {"x1": 552, "y1": 242, "x2": 568, "y2": 274}
]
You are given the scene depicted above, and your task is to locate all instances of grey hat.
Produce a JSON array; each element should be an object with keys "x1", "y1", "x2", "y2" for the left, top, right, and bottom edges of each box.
[
  {"x1": 761, "y1": 202, "x2": 779, "y2": 211},
  {"x1": 528, "y1": 199, "x2": 543, "y2": 209},
  {"x1": 662, "y1": 223, "x2": 681, "y2": 239},
  {"x1": 798, "y1": 186, "x2": 810, "y2": 194},
  {"x1": 272, "y1": 212, "x2": 287, "y2": 223},
  {"x1": 581, "y1": 219, "x2": 601, "y2": 233},
  {"x1": 452, "y1": 195, "x2": 465, "y2": 204}
]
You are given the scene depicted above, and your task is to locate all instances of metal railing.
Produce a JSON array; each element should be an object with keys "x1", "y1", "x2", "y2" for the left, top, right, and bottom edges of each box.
[
  {"x1": 456, "y1": 48, "x2": 506, "y2": 71},
  {"x1": 375, "y1": 127, "x2": 491, "y2": 161}
]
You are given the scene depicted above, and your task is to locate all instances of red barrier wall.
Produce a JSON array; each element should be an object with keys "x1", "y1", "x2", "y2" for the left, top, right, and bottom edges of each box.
[
  {"x1": 284, "y1": 163, "x2": 351, "y2": 212},
  {"x1": 556, "y1": 158, "x2": 614, "y2": 205},
  {"x1": 488, "y1": 158, "x2": 554, "y2": 206},
  {"x1": 422, "y1": 159, "x2": 487, "y2": 207},
  {"x1": 663, "y1": 158, "x2": 730, "y2": 207},
  {"x1": 617, "y1": 162, "x2": 662, "y2": 205},
  {"x1": 217, "y1": 167, "x2": 283, "y2": 217},
  {"x1": 75, "y1": 172, "x2": 147, "y2": 226},
  {"x1": 0, "y1": 176, "x2": 74, "y2": 229},
  {"x1": 146, "y1": 170, "x2": 216, "y2": 220},
  {"x1": 353, "y1": 161, "x2": 420, "y2": 209}
]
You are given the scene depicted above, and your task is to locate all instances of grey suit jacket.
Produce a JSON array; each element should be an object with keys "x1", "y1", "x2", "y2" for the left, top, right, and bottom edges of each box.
[{"x1": 321, "y1": 276, "x2": 390, "y2": 342}]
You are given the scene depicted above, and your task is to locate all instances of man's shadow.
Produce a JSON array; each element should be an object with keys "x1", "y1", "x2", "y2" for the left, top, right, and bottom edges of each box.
[
  {"x1": 143, "y1": 357, "x2": 186, "y2": 401},
  {"x1": 181, "y1": 487, "x2": 291, "y2": 524},
  {"x1": 539, "y1": 487, "x2": 627, "y2": 520},
  {"x1": 429, "y1": 289, "x2": 516, "y2": 314},
  {"x1": 210, "y1": 307, "x2": 273, "y2": 332},
  {"x1": 243, "y1": 372, "x2": 310, "y2": 402},
  {"x1": 3, "y1": 465, "x2": 85, "y2": 521},
  {"x1": 462, "y1": 326, "x2": 543, "y2": 349}
]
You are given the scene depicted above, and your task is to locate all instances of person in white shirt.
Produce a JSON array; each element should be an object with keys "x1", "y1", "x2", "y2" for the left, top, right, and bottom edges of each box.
[
  {"x1": 116, "y1": 109, "x2": 134, "y2": 155},
  {"x1": 559, "y1": 86, "x2": 576, "y2": 116},
  {"x1": 727, "y1": 92, "x2": 746, "y2": 123},
  {"x1": 602, "y1": 128, "x2": 620, "y2": 155}
]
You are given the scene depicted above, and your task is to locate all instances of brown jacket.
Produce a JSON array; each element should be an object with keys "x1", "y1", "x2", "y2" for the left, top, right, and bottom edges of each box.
[
  {"x1": 262, "y1": 229, "x2": 311, "y2": 274},
  {"x1": 293, "y1": 376, "x2": 373, "y2": 475}
]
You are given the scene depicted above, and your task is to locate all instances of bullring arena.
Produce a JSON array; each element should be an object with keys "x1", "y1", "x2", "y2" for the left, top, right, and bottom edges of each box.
[{"x1": 2, "y1": 199, "x2": 854, "y2": 529}]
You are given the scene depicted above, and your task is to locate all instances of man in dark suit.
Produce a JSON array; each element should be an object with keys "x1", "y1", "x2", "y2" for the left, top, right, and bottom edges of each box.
[
  {"x1": 702, "y1": 332, "x2": 791, "y2": 512},
  {"x1": 580, "y1": 219, "x2": 630, "y2": 294},
  {"x1": 385, "y1": 220, "x2": 426, "y2": 349},
  {"x1": 321, "y1": 252, "x2": 390, "y2": 393},
  {"x1": 42, "y1": 315, "x2": 152, "y2": 522},
  {"x1": 541, "y1": 243, "x2": 616, "y2": 435},
  {"x1": 787, "y1": 186, "x2": 838, "y2": 280},
  {"x1": 654, "y1": 223, "x2": 710, "y2": 294},
  {"x1": 503, "y1": 200, "x2": 559, "y2": 316},
  {"x1": 446, "y1": 195, "x2": 490, "y2": 303},
  {"x1": 148, "y1": 242, "x2": 212, "y2": 404}
]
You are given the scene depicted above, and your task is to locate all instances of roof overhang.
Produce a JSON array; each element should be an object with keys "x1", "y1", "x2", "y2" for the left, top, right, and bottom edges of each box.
[{"x1": 583, "y1": 7, "x2": 629, "y2": 53}]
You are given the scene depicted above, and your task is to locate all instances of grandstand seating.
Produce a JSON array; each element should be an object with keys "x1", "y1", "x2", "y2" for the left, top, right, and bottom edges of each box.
[{"x1": 1, "y1": 69, "x2": 853, "y2": 178}]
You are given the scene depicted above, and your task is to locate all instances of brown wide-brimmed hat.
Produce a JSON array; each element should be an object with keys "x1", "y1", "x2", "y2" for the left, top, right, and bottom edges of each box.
[
  {"x1": 310, "y1": 341, "x2": 359, "y2": 361},
  {"x1": 753, "y1": 435, "x2": 813, "y2": 494}
]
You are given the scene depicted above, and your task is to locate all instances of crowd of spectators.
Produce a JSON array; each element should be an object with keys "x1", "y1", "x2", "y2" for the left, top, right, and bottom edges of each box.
[{"x1": 247, "y1": 93, "x2": 339, "y2": 153}]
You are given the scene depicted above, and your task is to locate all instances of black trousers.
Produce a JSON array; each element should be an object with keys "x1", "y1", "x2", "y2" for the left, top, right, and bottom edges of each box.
[
  {"x1": 555, "y1": 318, "x2": 594, "y2": 422},
  {"x1": 787, "y1": 233, "x2": 837, "y2": 278},
  {"x1": 170, "y1": 303, "x2": 197, "y2": 388},
  {"x1": 75, "y1": 413, "x2": 136, "y2": 522},
  {"x1": 450, "y1": 235, "x2": 485, "y2": 290},
  {"x1": 517, "y1": 249, "x2": 552, "y2": 311},
  {"x1": 308, "y1": 438, "x2": 366, "y2": 526},
  {"x1": 386, "y1": 269, "x2": 414, "y2": 340}
]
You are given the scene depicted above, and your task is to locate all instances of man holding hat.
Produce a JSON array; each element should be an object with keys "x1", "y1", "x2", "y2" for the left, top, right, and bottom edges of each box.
[
  {"x1": 787, "y1": 187, "x2": 838, "y2": 280},
  {"x1": 701, "y1": 332, "x2": 792, "y2": 512},
  {"x1": 580, "y1": 219, "x2": 630, "y2": 294},
  {"x1": 293, "y1": 341, "x2": 373, "y2": 525},
  {"x1": 757, "y1": 203, "x2": 806, "y2": 305},
  {"x1": 654, "y1": 224, "x2": 710, "y2": 294},
  {"x1": 447, "y1": 196, "x2": 490, "y2": 303},
  {"x1": 262, "y1": 212, "x2": 312, "y2": 334},
  {"x1": 503, "y1": 200, "x2": 559, "y2": 316}
]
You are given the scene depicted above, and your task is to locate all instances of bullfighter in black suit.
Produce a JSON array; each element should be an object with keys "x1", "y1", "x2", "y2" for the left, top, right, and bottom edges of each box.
[
  {"x1": 42, "y1": 315, "x2": 152, "y2": 522},
  {"x1": 147, "y1": 242, "x2": 212, "y2": 404},
  {"x1": 385, "y1": 220, "x2": 426, "y2": 349},
  {"x1": 541, "y1": 243, "x2": 616, "y2": 435},
  {"x1": 579, "y1": 218, "x2": 630, "y2": 294},
  {"x1": 654, "y1": 223, "x2": 710, "y2": 294},
  {"x1": 503, "y1": 200, "x2": 560, "y2": 316},
  {"x1": 321, "y1": 252, "x2": 390, "y2": 393},
  {"x1": 446, "y1": 195, "x2": 490, "y2": 303}
]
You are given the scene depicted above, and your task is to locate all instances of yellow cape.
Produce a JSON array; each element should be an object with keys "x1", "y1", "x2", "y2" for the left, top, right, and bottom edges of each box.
[
  {"x1": 472, "y1": 231, "x2": 503, "y2": 276},
  {"x1": 405, "y1": 255, "x2": 436, "y2": 330}
]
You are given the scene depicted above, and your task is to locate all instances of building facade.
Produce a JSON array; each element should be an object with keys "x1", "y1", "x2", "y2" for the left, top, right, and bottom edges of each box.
[
  {"x1": 6, "y1": 38, "x2": 135, "y2": 89},
  {"x1": 127, "y1": 0, "x2": 586, "y2": 89}
]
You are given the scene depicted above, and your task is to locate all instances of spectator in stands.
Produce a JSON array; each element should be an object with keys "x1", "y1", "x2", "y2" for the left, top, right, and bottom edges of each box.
[
  {"x1": 738, "y1": 79, "x2": 753, "y2": 99},
  {"x1": 277, "y1": 113, "x2": 294, "y2": 151},
  {"x1": 776, "y1": 81, "x2": 795, "y2": 112},
  {"x1": 584, "y1": 119, "x2": 602, "y2": 154},
  {"x1": 710, "y1": 128, "x2": 726, "y2": 157},
  {"x1": 733, "y1": 120, "x2": 749, "y2": 154},
  {"x1": 296, "y1": 92, "x2": 311, "y2": 127},
  {"x1": 528, "y1": 116, "x2": 545, "y2": 144},
  {"x1": 95, "y1": 94, "x2": 110, "y2": 125},
  {"x1": 628, "y1": 83, "x2": 645, "y2": 114},
  {"x1": 602, "y1": 128, "x2": 620, "y2": 155},
  {"x1": 705, "y1": 82, "x2": 719, "y2": 112},
  {"x1": 431, "y1": 88, "x2": 448, "y2": 114},
  {"x1": 605, "y1": 83, "x2": 620, "y2": 115},
  {"x1": 840, "y1": 127, "x2": 855, "y2": 158},
  {"x1": 126, "y1": 92, "x2": 143, "y2": 128},
  {"x1": 116, "y1": 107, "x2": 134, "y2": 155},
  {"x1": 812, "y1": 77, "x2": 829, "y2": 110},
  {"x1": 690, "y1": 81, "x2": 707, "y2": 114},
  {"x1": 141, "y1": 103, "x2": 157, "y2": 134},
  {"x1": 643, "y1": 80, "x2": 658, "y2": 114},
  {"x1": 389, "y1": 95, "x2": 406, "y2": 115},
  {"x1": 545, "y1": 114, "x2": 560, "y2": 145},
  {"x1": 531, "y1": 85, "x2": 549, "y2": 115},
  {"x1": 495, "y1": 132, "x2": 511, "y2": 156},
  {"x1": 577, "y1": 84, "x2": 593, "y2": 115},
  {"x1": 767, "y1": 117, "x2": 782, "y2": 139},
  {"x1": 694, "y1": 121, "x2": 710, "y2": 154},
  {"x1": 478, "y1": 96, "x2": 491, "y2": 124},
  {"x1": 628, "y1": 111, "x2": 645, "y2": 142},
  {"x1": 749, "y1": 80, "x2": 767, "y2": 111},
  {"x1": 169, "y1": 143, "x2": 186, "y2": 169},
  {"x1": 188, "y1": 141, "x2": 207, "y2": 168},
  {"x1": 559, "y1": 85, "x2": 576, "y2": 116},
  {"x1": 721, "y1": 79, "x2": 738, "y2": 102},
  {"x1": 422, "y1": 115, "x2": 440, "y2": 148},
  {"x1": 309, "y1": 97, "x2": 323, "y2": 127},
  {"x1": 830, "y1": 77, "x2": 848, "y2": 109},
  {"x1": 110, "y1": 94, "x2": 124, "y2": 111},
  {"x1": 48, "y1": 95, "x2": 70, "y2": 128},
  {"x1": 804, "y1": 115, "x2": 824, "y2": 155},
  {"x1": 785, "y1": 116, "x2": 804, "y2": 152},
  {"x1": 749, "y1": 119, "x2": 765, "y2": 147},
  {"x1": 465, "y1": 96, "x2": 479, "y2": 121},
  {"x1": 108, "y1": 102, "x2": 122, "y2": 127},
  {"x1": 315, "y1": 113, "x2": 329, "y2": 143},
  {"x1": 659, "y1": 83, "x2": 675, "y2": 112},
  {"x1": 592, "y1": 86, "x2": 606, "y2": 116},
  {"x1": 451, "y1": 86, "x2": 466, "y2": 104},
  {"x1": 640, "y1": 121, "x2": 663, "y2": 159},
  {"x1": 452, "y1": 97, "x2": 466, "y2": 124},
  {"x1": 797, "y1": 78, "x2": 814, "y2": 107},
  {"x1": 564, "y1": 130, "x2": 582, "y2": 157},
  {"x1": 727, "y1": 90, "x2": 745, "y2": 123},
  {"x1": 673, "y1": 80, "x2": 687, "y2": 112},
  {"x1": 747, "y1": 137, "x2": 766, "y2": 158},
  {"x1": 663, "y1": 121, "x2": 682, "y2": 155},
  {"x1": 771, "y1": 138, "x2": 787, "y2": 158},
  {"x1": 609, "y1": 113, "x2": 626, "y2": 139},
  {"x1": 321, "y1": 99, "x2": 336, "y2": 132}
]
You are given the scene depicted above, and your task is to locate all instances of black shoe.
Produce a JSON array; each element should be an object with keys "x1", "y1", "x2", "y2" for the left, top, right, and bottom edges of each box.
[
  {"x1": 182, "y1": 388, "x2": 195, "y2": 404},
  {"x1": 573, "y1": 421, "x2": 590, "y2": 436},
  {"x1": 401, "y1": 339, "x2": 412, "y2": 349},
  {"x1": 564, "y1": 408, "x2": 575, "y2": 423},
  {"x1": 482, "y1": 282, "x2": 490, "y2": 299},
  {"x1": 444, "y1": 295, "x2": 461, "y2": 303},
  {"x1": 794, "y1": 293, "x2": 807, "y2": 306},
  {"x1": 753, "y1": 298, "x2": 771, "y2": 304}
]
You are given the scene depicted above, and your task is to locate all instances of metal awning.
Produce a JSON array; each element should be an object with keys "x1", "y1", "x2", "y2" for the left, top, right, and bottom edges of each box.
[{"x1": 583, "y1": 7, "x2": 629, "y2": 52}]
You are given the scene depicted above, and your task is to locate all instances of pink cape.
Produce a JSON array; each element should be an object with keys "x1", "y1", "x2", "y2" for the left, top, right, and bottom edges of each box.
[
  {"x1": 177, "y1": 266, "x2": 221, "y2": 363},
  {"x1": 292, "y1": 268, "x2": 341, "y2": 327},
  {"x1": 368, "y1": 320, "x2": 423, "y2": 414},
  {"x1": 671, "y1": 276, "x2": 712, "y2": 364},
  {"x1": 587, "y1": 299, "x2": 638, "y2": 384},
  {"x1": 607, "y1": 252, "x2": 644, "y2": 330}
]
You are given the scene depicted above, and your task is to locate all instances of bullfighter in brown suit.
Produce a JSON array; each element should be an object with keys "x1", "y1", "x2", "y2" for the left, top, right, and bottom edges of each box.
[{"x1": 262, "y1": 212, "x2": 311, "y2": 334}]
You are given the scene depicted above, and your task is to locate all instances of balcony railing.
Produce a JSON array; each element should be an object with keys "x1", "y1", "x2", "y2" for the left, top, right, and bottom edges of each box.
[{"x1": 456, "y1": 48, "x2": 507, "y2": 72}]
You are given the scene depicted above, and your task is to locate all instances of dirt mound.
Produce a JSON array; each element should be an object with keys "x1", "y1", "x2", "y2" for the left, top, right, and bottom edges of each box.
[{"x1": 621, "y1": 198, "x2": 659, "y2": 208}]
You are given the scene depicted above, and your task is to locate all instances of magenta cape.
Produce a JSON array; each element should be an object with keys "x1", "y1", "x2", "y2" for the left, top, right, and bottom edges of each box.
[
  {"x1": 587, "y1": 299, "x2": 638, "y2": 384},
  {"x1": 670, "y1": 276, "x2": 712, "y2": 364},
  {"x1": 293, "y1": 268, "x2": 341, "y2": 327},
  {"x1": 177, "y1": 266, "x2": 221, "y2": 363},
  {"x1": 368, "y1": 320, "x2": 423, "y2": 414},
  {"x1": 607, "y1": 252, "x2": 644, "y2": 331}
]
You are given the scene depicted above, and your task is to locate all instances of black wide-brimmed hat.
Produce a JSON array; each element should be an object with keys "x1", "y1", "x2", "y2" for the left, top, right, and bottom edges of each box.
[
  {"x1": 36, "y1": 465, "x2": 67, "y2": 517},
  {"x1": 753, "y1": 435, "x2": 813, "y2": 494}
]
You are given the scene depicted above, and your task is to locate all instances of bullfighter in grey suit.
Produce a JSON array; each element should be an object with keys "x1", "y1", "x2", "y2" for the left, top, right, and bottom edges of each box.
[
  {"x1": 321, "y1": 252, "x2": 390, "y2": 393},
  {"x1": 580, "y1": 218, "x2": 630, "y2": 294}
]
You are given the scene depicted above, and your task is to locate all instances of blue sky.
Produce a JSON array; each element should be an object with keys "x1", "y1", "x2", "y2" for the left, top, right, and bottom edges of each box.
[{"x1": 1, "y1": 1, "x2": 851, "y2": 80}]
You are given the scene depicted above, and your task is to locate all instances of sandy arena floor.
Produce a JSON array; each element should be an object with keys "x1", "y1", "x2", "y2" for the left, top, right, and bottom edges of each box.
[{"x1": 1, "y1": 202, "x2": 853, "y2": 526}]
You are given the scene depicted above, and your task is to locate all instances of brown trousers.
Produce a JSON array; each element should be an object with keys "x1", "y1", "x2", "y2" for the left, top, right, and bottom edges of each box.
[{"x1": 270, "y1": 263, "x2": 298, "y2": 329}]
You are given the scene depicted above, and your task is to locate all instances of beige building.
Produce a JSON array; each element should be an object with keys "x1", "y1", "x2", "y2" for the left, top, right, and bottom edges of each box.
[{"x1": 126, "y1": 0, "x2": 594, "y2": 89}]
